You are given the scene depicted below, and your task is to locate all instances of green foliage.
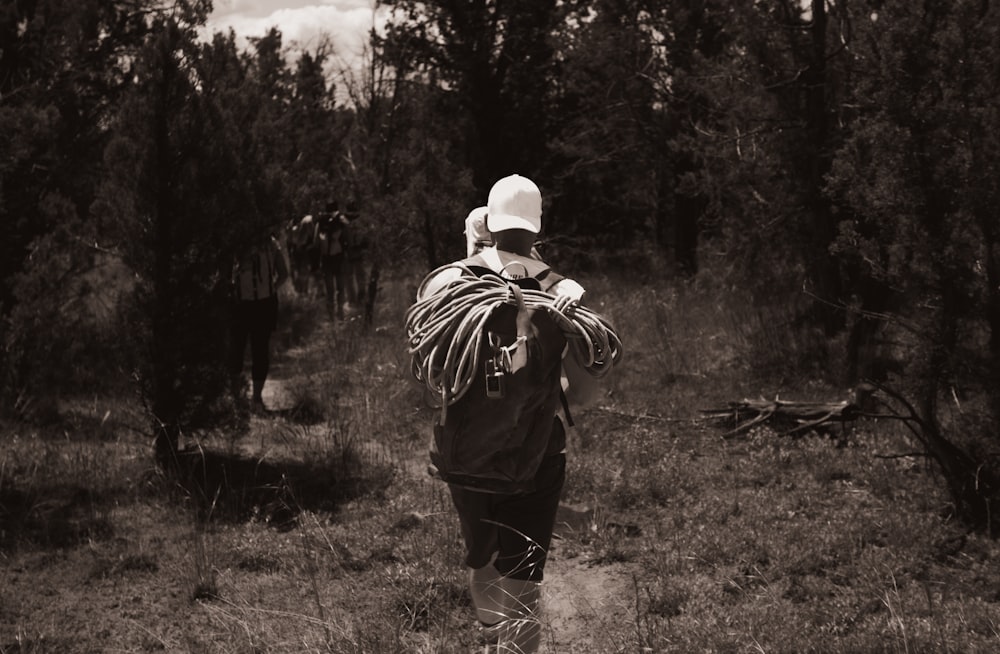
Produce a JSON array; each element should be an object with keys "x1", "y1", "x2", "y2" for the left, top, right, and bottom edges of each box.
[
  {"x1": 0, "y1": 1, "x2": 139, "y2": 310},
  {"x1": 1, "y1": 0, "x2": 1000, "y2": 530},
  {"x1": 828, "y1": 0, "x2": 1000, "y2": 334},
  {"x1": 93, "y1": 14, "x2": 273, "y2": 450},
  {"x1": 7, "y1": 273, "x2": 1000, "y2": 652},
  {"x1": 546, "y1": 0, "x2": 660, "y2": 251},
  {"x1": 824, "y1": 1, "x2": 1000, "y2": 523},
  {"x1": 833, "y1": 8, "x2": 987, "y2": 256},
  {"x1": 2, "y1": 217, "x2": 137, "y2": 419},
  {"x1": 342, "y1": 42, "x2": 477, "y2": 268},
  {"x1": 379, "y1": 0, "x2": 560, "y2": 188},
  {"x1": 0, "y1": 1, "x2": 165, "y2": 414}
]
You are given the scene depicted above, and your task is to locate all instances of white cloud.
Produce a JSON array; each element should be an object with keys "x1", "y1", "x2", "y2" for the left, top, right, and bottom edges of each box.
[{"x1": 204, "y1": 1, "x2": 382, "y2": 71}]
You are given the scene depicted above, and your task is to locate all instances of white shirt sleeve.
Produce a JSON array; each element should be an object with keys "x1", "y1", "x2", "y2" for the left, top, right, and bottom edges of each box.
[{"x1": 417, "y1": 266, "x2": 463, "y2": 301}]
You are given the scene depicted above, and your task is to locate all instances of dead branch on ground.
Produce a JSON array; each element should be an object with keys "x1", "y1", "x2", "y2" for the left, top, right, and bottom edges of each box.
[{"x1": 700, "y1": 386, "x2": 883, "y2": 438}]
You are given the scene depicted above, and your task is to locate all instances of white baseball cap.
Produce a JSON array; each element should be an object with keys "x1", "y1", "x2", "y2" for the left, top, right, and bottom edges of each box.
[
  {"x1": 464, "y1": 206, "x2": 491, "y2": 256},
  {"x1": 486, "y1": 174, "x2": 542, "y2": 234}
]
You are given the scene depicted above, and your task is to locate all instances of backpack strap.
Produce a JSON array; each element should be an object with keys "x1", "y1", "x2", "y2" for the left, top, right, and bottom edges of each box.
[
  {"x1": 461, "y1": 251, "x2": 565, "y2": 292},
  {"x1": 464, "y1": 251, "x2": 573, "y2": 426},
  {"x1": 559, "y1": 388, "x2": 574, "y2": 427}
]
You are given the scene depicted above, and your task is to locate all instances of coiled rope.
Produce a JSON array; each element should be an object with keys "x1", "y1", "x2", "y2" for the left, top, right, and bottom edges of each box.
[{"x1": 405, "y1": 264, "x2": 624, "y2": 413}]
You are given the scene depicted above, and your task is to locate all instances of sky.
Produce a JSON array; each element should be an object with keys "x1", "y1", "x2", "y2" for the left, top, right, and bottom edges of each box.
[{"x1": 204, "y1": 0, "x2": 383, "y2": 73}]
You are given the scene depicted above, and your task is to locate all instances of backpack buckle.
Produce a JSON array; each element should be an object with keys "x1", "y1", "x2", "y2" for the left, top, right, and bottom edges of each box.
[
  {"x1": 485, "y1": 358, "x2": 505, "y2": 399},
  {"x1": 485, "y1": 332, "x2": 505, "y2": 399}
]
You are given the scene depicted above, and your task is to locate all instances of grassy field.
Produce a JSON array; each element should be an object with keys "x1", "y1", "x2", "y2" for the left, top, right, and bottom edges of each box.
[{"x1": 2, "y1": 271, "x2": 999, "y2": 653}]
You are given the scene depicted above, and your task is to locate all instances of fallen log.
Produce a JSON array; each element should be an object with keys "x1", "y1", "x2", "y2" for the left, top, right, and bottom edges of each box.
[{"x1": 701, "y1": 391, "x2": 866, "y2": 438}]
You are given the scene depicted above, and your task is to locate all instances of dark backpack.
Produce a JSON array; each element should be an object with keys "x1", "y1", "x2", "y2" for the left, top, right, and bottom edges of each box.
[
  {"x1": 317, "y1": 213, "x2": 344, "y2": 256},
  {"x1": 424, "y1": 253, "x2": 568, "y2": 494}
]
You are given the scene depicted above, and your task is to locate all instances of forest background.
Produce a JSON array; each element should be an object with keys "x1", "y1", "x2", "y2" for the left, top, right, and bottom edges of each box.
[{"x1": 2, "y1": 1, "x2": 1000, "y2": 649}]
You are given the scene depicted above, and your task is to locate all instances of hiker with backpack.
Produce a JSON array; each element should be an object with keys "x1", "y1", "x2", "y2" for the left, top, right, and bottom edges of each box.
[
  {"x1": 317, "y1": 201, "x2": 349, "y2": 322},
  {"x1": 289, "y1": 213, "x2": 319, "y2": 296},
  {"x1": 465, "y1": 205, "x2": 492, "y2": 257},
  {"x1": 465, "y1": 205, "x2": 542, "y2": 260},
  {"x1": 406, "y1": 174, "x2": 622, "y2": 653},
  {"x1": 342, "y1": 203, "x2": 371, "y2": 318},
  {"x1": 230, "y1": 227, "x2": 290, "y2": 414}
]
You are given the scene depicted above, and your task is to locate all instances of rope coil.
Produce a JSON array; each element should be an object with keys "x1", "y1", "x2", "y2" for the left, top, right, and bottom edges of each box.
[{"x1": 405, "y1": 265, "x2": 624, "y2": 411}]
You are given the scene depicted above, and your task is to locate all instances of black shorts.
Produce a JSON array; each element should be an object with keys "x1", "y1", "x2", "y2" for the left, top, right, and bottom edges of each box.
[
  {"x1": 448, "y1": 453, "x2": 566, "y2": 582},
  {"x1": 232, "y1": 295, "x2": 278, "y2": 334}
]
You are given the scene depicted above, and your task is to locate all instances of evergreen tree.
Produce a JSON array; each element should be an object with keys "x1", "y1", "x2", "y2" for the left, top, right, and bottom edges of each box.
[
  {"x1": 646, "y1": 0, "x2": 729, "y2": 277},
  {"x1": 378, "y1": 0, "x2": 560, "y2": 193},
  {"x1": 0, "y1": 0, "x2": 153, "y2": 313},
  {"x1": 96, "y1": 6, "x2": 276, "y2": 466},
  {"x1": 0, "y1": 0, "x2": 169, "y2": 411},
  {"x1": 546, "y1": 0, "x2": 660, "y2": 259},
  {"x1": 677, "y1": 1, "x2": 852, "y2": 308},
  {"x1": 826, "y1": 0, "x2": 1000, "y2": 531},
  {"x1": 286, "y1": 45, "x2": 343, "y2": 216},
  {"x1": 244, "y1": 28, "x2": 295, "y2": 220}
]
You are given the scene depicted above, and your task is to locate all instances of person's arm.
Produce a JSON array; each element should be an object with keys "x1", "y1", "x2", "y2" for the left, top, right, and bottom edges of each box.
[
  {"x1": 272, "y1": 238, "x2": 290, "y2": 289},
  {"x1": 551, "y1": 276, "x2": 602, "y2": 407},
  {"x1": 416, "y1": 267, "x2": 463, "y2": 301},
  {"x1": 561, "y1": 350, "x2": 602, "y2": 408}
]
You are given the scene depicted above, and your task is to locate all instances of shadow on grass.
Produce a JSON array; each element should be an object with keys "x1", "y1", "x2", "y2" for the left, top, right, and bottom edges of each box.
[
  {"x1": 0, "y1": 436, "x2": 395, "y2": 550},
  {"x1": 0, "y1": 484, "x2": 115, "y2": 551},
  {"x1": 260, "y1": 400, "x2": 327, "y2": 426},
  {"x1": 168, "y1": 445, "x2": 395, "y2": 530}
]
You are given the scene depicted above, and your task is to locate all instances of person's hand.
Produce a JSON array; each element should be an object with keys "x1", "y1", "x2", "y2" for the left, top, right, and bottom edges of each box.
[{"x1": 551, "y1": 293, "x2": 578, "y2": 315}]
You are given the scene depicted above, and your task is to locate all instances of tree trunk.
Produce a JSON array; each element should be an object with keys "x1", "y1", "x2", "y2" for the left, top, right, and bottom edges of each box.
[
  {"x1": 917, "y1": 296, "x2": 999, "y2": 535},
  {"x1": 804, "y1": 0, "x2": 843, "y2": 335},
  {"x1": 982, "y1": 219, "x2": 1000, "y2": 430},
  {"x1": 150, "y1": 27, "x2": 181, "y2": 470},
  {"x1": 422, "y1": 207, "x2": 438, "y2": 270},
  {"x1": 673, "y1": 189, "x2": 703, "y2": 278},
  {"x1": 918, "y1": 407, "x2": 998, "y2": 536},
  {"x1": 364, "y1": 262, "x2": 380, "y2": 327},
  {"x1": 844, "y1": 275, "x2": 895, "y2": 385}
]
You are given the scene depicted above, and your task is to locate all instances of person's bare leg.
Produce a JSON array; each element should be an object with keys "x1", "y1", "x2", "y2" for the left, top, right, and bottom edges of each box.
[
  {"x1": 494, "y1": 576, "x2": 542, "y2": 653},
  {"x1": 469, "y1": 563, "x2": 506, "y2": 625}
]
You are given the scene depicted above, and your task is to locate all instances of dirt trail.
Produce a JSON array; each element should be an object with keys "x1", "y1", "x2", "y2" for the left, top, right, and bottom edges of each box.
[
  {"x1": 264, "y1": 359, "x2": 636, "y2": 651},
  {"x1": 542, "y1": 551, "x2": 634, "y2": 652}
]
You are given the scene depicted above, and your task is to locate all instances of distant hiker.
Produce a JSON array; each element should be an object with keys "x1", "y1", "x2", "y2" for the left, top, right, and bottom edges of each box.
[
  {"x1": 230, "y1": 228, "x2": 289, "y2": 413},
  {"x1": 465, "y1": 205, "x2": 492, "y2": 257},
  {"x1": 407, "y1": 174, "x2": 622, "y2": 653},
  {"x1": 465, "y1": 204, "x2": 545, "y2": 267},
  {"x1": 342, "y1": 203, "x2": 371, "y2": 317},
  {"x1": 317, "y1": 201, "x2": 348, "y2": 322},
  {"x1": 290, "y1": 213, "x2": 319, "y2": 295}
]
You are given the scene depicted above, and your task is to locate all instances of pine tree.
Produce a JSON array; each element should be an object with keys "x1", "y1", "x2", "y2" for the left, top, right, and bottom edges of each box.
[
  {"x1": 96, "y1": 7, "x2": 276, "y2": 466},
  {"x1": 826, "y1": 0, "x2": 1000, "y2": 531}
]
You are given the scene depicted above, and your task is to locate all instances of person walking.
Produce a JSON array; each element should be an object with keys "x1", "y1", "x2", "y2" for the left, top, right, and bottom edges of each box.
[
  {"x1": 290, "y1": 213, "x2": 318, "y2": 296},
  {"x1": 464, "y1": 205, "x2": 492, "y2": 257},
  {"x1": 230, "y1": 227, "x2": 289, "y2": 413},
  {"x1": 465, "y1": 204, "x2": 542, "y2": 261},
  {"x1": 317, "y1": 201, "x2": 348, "y2": 322},
  {"x1": 411, "y1": 174, "x2": 617, "y2": 653},
  {"x1": 342, "y1": 203, "x2": 371, "y2": 318}
]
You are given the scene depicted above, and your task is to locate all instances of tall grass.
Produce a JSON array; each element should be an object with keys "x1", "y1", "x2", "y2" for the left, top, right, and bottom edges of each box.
[{"x1": 1, "y1": 269, "x2": 999, "y2": 652}]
